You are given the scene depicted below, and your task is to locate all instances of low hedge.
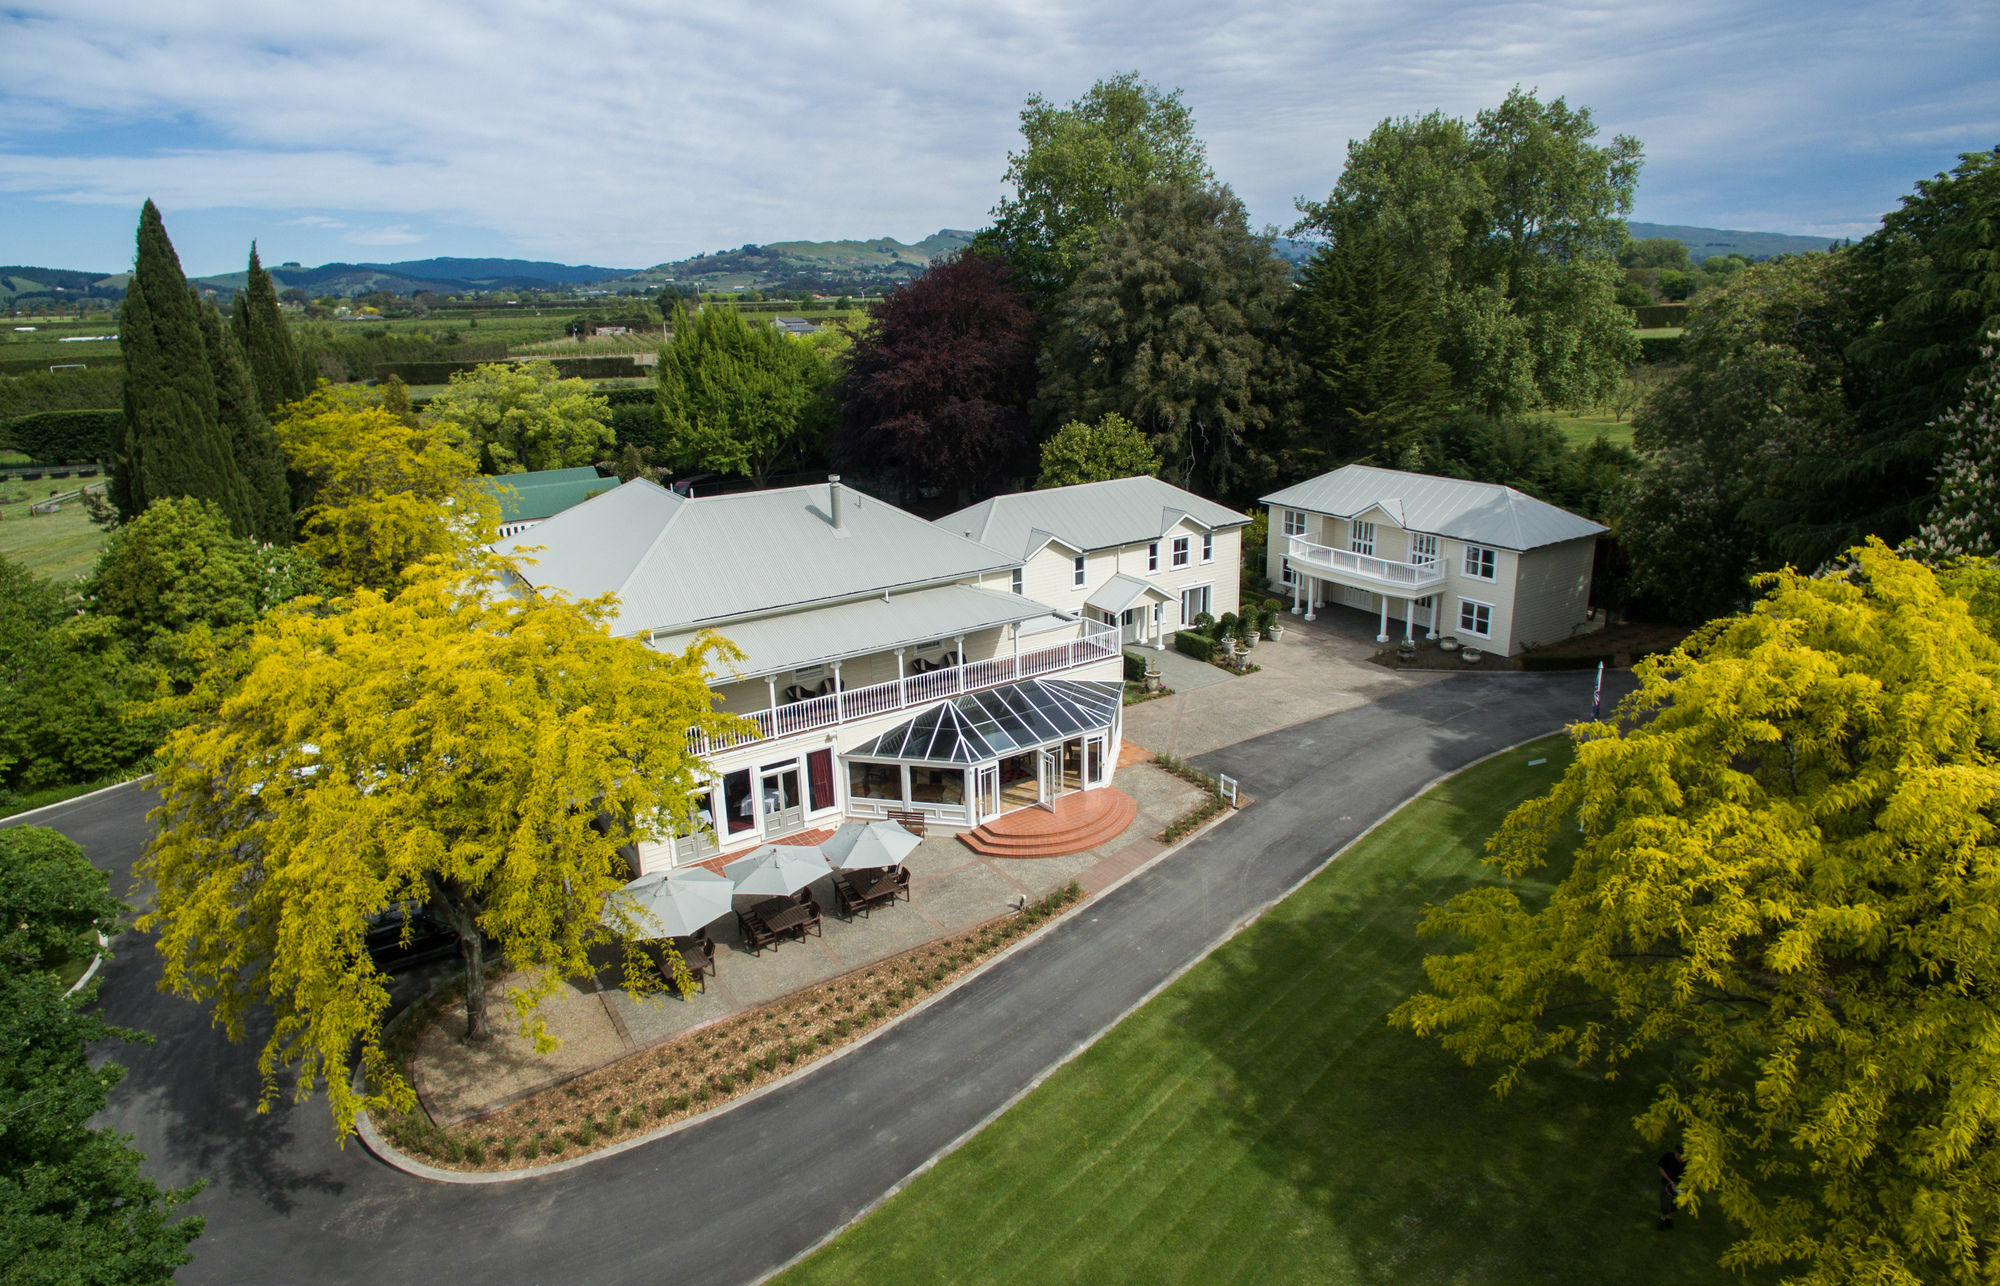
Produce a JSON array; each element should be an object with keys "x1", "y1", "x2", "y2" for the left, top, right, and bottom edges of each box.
[
  {"x1": 1122, "y1": 651, "x2": 1148, "y2": 683},
  {"x1": 1174, "y1": 630, "x2": 1216, "y2": 663},
  {"x1": 600, "y1": 385, "x2": 657, "y2": 408},
  {"x1": 1633, "y1": 303, "x2": 1690, "y2": 329},
  {"x1": 0, "y1": 408, "x2": 120, "y2": 462},
  {"x1": 372, "y1": 355, "x2": 647, "y2": 385}
]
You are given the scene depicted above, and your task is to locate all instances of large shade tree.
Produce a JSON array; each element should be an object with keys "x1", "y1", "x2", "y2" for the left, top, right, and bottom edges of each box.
[
  {"x1": 656, "y1": 304, "x2": 837, "y2": 488},
  {"x1": 140, "y1": 553, "x2": 753, "y2": 1137},
  {"x1": 1393, "y1": 541, "x2": 2000, "y2": 1285},
  {"x1": 834, "y1": 251, "x2": 1040, "y2": 500},
  {"x1": 1037, "y1": 182, "x2": 1297, "y2": 497},
  {"x1": 980, "y1": 71, "x2": 1213, "y2": 304},
  {"x1": 419, "y1": 361, "x2": 613, "y2": 475},
  {"x1": 1293, "y1": 89, "x2": 1642, "y2": 417}
]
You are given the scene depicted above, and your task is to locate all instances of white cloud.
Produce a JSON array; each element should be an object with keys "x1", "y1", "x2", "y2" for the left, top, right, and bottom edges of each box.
[
  {"x1": 0, "y1": 0, "x2": 1992, "y2": 267},
  {"x1": 344, "y1": 224, "x2": 422, "y2": 247}
]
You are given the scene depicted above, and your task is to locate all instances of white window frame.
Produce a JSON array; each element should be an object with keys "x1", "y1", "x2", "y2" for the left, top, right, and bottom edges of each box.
[
  {"x1": 1279, "y1": 558, "x2": 1295, "y2": 587},
  {"x1": 1282, "y1": 509, "x2": 1306, "y2": 538},
  {"x1": 1179, "y1": 582, "x2": 1213, "y2": 627},
  {"x1": 1457, "y1": 597, "x2": 1492, "y2": 638},
  {"x1": 1147, "y1": 541, "x2": 1159, "y2": 573},
  {"x1": 1463, "y1": 544, "x2": 1497, "y2": 580},
  {"x1": 1072, "y1": 554, "x2": 1086, "y2": 588},
  {"x1": 1350, "y1": 520, "x2": 1376, "y2": 557},
  {"x1": 1410, "y1": 532, "x2": 1438, "y2": 567},
  {"x1": 1201, "y1": 531, "x2": 1214, "y2": 563},
  {"x1": 1010, "y1": 567, "x2": 1024, "y2": 595},
  {"x1": 1171, "y1": 535, "x2": 1191, "y2": 568}
]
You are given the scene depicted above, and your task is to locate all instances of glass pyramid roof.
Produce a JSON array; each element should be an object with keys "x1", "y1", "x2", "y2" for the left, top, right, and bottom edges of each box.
[{"x1": 847, "y1": 679, "x2": 1121, "y2": 765}]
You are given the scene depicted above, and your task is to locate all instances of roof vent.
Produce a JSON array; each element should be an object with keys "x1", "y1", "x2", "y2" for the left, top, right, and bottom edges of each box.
[{"x1": 829, "y1": 474, "x2": 843, "y2": 530}]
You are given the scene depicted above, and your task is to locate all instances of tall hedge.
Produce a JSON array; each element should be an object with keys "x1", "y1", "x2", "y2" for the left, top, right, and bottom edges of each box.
[
  {"x1": 231, "y1": 243, "x2": 306, "y2": 414},
  {"x1": 1, "y1": 410, "x2": 122, "y2": 461},
  {"x1": 199, "y1": 299, "x2": 292, "y2": 543}
]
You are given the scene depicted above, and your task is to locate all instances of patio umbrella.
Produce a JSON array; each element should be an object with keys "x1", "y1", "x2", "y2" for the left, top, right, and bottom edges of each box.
[
  {"x1": 601, "y1": 868, "x2": 734, "y2": 940},
  {"x1": 820, "y1": 819, "x2": 921, "y2": 872},
  {"x1": 723, "y1": 843, "x2": 833, "y2": 899}
]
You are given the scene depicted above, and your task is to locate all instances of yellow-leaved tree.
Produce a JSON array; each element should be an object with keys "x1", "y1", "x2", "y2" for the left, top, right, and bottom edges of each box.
[
  {"x1": 140, "y1": 550, "x2": 750, "y2": 1138},
  {"x1": 1392, "y1": 541, "x2": 2000, "y2": 1285},
  {"x1": 274, "y1": 386, "x2": 493, "y2": 594}
]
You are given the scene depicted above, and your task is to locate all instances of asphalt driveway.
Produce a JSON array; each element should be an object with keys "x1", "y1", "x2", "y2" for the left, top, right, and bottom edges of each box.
[{"x1": 12, "y1": 670, "x2": 1630, "y2": 1285}]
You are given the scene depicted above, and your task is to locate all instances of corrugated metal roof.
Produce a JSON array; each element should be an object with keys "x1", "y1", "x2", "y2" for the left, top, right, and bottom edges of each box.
[
  {"x1": 1084, "y1": 573, "x2": 1171, "y2": 614},
  {"x1": 476, "y1": 467, "x2": 617, "y2": 522},
  {"x1": 494, "y1": 478, "x2": 1019, "y2": 636},
  {"x1": 1262, "y1": 465, "x2": 1606, "y2": 552},
  {"x1": 847, "y1": 679, "x2": 1121, "y2": 764},
  {"x1": 649, "y1": 583, "x2": 1061, "y2": 678},
  {"x1": 939, "y1": 476, "x2": 1250, "y2": 559}
]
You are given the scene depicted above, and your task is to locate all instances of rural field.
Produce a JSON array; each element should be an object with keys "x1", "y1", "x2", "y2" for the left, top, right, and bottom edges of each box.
[
  {"x1": 781, "y1": 736, "x2": 1755, "y2": 1286},
  {"x1": 0, "y1": 480, "x2": 107, "y2": 581}
]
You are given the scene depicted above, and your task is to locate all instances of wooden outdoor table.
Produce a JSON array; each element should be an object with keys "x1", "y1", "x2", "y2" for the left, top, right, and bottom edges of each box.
[{"x1": 760, "y1": 901, "x2": 820, "y2": 938}]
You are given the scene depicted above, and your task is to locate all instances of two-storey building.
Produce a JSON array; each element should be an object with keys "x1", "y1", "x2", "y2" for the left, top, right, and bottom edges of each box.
[
  {"x1": 495, "y1": 475, "x2": 1124, "y2": 873},
  {"x1": 937, "y1": 476, "x2": 1250, "y2": 649},
  {"x1": 1261, "y1": 465, "x2": 1605, "y2": 656}
]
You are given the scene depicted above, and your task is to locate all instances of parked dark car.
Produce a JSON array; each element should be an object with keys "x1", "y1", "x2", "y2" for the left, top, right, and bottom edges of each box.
[{"x1": 364, "y1": 902, "x2": 461, "y2": 973}]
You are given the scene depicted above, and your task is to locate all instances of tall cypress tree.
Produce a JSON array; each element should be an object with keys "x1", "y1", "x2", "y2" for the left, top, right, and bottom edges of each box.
[
  {"x1": 114, "y1": 201, "x2": 253, "y2": 534},
  {"x1": 231, "y1": 243, "x2": 307, "y2": 414},
  {"x1": 200, "y1": 298, "x2": 292, "y2": 543}
]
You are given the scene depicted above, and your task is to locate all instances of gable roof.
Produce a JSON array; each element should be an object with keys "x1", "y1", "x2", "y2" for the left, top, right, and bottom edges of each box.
[
  {"x1": 937, "y1": 476, "x2": 1250, "y2": 560},
  {"x1": 1262, "y1": 465, "x2": 1606, "y2": 552},
  {"x1": 475, "y1": 466, "x2": 616, "y2": 523},
  {"x1": 495, "y1": 478, "x2": 1017, "y2": 637}
]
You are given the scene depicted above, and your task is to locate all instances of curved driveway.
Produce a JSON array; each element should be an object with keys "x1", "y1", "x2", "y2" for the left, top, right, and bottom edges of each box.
[{"x1": 17, "y1": 672, "x2": 1624, "y2": 1285}]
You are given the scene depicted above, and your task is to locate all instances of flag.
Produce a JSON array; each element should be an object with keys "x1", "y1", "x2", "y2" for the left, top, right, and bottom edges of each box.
[{"x1": 1591, "y1": 660, "x2": 1604, "y2": 721}]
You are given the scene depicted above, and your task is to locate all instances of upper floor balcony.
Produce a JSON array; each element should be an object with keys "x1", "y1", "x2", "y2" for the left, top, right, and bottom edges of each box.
[
  {"x1": 692, "y1": 616, "x2": 1120, "y2": 757},
  {"x1": 1286, "y1": 535, "x2": 1447, "y2": 597}
]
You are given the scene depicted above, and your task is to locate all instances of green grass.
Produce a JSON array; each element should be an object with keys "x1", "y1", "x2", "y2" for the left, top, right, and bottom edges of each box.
[
  {"x1": 780, "y1": 737, "x2": 1755, "y2": 1286},
  {"x1": 0, "y1": 484, "x2": 107, "y2": 581},
  {"x1": 1550, "y1": 408, "x2": 1635, "y2": 448},
  {"x1": 1634, "y1": 327, "x2": 1685, "y2": 339}
]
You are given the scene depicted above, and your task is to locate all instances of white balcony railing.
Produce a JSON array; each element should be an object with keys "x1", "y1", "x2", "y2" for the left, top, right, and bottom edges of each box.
[
  {"x1": 690, "y1": 619, "x2": 1121, "y2": 757},
  {"x1": 1287, "y1": 536, "x2": 1448, "y2": 593}
]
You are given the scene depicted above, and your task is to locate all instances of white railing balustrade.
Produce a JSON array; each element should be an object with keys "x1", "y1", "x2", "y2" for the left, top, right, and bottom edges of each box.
[
  {"x1": 1287, "y1": 536, "x2": 1447, "y2": 591},
  {"x1": 688, "y1": 620, "x2": 1119, "y2": 757}
]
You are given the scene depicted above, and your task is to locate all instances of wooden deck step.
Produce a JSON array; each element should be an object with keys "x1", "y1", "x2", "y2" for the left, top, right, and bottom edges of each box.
[{"x1": 958, "y1": 788, "x2": 1138, "y2": 858}]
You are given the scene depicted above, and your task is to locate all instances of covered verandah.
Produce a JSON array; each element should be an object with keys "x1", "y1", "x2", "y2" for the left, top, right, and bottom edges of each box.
[
  {"x1": 1285, "y1": 535, "x2": 1448, "y2": 645},
  {"x1": 1084, "y1": 573, "x2": 1173, "y2": 650}
]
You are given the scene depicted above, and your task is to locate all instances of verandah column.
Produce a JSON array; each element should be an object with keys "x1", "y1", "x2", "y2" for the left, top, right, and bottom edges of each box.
[
  {"x1": 1428, "y1": 595, "x2": 1440, "y2": 640},
  {"x1": 1304, "y1": 576, "x2": 1317, "y2": 622},
  {"x1": 1403, "y1": 597, "x2": 1415, "y2": 642},
  {"x1": 832, "y1": 660, "x2": 844, "y2": 721},
  {"x1": 1376, "y1": 594, "x2": 1390, "y2": 643},
  {"x1": 895, "y1": 647, "x2": 907, "y2": 707},
  {"x1": 953, "y1": 635, "x2": 965, "y2": 692}
]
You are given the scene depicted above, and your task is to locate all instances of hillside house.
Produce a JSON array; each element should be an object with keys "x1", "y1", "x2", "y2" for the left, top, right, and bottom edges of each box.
[
  {"x1": 1261, "y1": 465, "x2": 1605, "y2": 656},
  {"x1": 494, "y1": 476, "x2": 1123, "y2": 872},
  {"x1": 936, "y1": 477, "x2": 1250, "y2": 649}
]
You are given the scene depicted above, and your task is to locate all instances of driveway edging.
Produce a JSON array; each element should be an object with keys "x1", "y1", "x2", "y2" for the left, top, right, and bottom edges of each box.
[
  {"x1": 355, "y1": 801, "x2": 1248, "y2": 1185},
  {"x1": 752, "y1": 729, "x2": 1570, "y2": 1284}
]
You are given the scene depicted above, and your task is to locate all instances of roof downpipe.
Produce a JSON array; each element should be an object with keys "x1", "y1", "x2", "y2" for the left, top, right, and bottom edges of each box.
[{"x1": 829, "y1": 474, "x2": 843, "y2": 530}]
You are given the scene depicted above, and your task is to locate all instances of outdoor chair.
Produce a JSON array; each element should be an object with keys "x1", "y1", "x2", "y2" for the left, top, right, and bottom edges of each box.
[
  {"x1": 860, "y1": 866, "x2": 911, "y2": 909},
  {"x1": 832, "y1": 872, "x2": 867, "y2": 919},
  {"x1": 646, "y1": 934, "x2": 716, "y2": 995},
  {"x1": 736, "y1": 908, "x2": 779, "y2": 954}
]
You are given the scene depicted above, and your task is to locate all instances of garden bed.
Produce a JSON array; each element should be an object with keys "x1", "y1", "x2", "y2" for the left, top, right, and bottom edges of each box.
[{"x1": 371, "y1": 881, "x2": 1084, "y2": 1172}]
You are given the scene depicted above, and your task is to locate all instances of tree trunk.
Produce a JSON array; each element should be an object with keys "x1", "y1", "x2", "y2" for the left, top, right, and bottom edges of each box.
[{"x1": 427, "y1": 875, "x2": 491, "y2": 1042}]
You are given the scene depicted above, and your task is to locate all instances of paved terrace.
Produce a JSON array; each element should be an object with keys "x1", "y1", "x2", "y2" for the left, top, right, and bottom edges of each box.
[{"x1": 413, "y1": 753, "x2": 1207, "y2": 1123}]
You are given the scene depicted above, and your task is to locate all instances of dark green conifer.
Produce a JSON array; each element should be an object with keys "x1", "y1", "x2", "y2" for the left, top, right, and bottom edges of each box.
[
  {"x1": 231, "y1": 243, "x2": 307, "y2": 414},
  {"x1": 114, "y1": 200, "x2": 252, "y2": 533},
  {"x1": 200, "y1": 298, "x2": 292, "y2": 543}
]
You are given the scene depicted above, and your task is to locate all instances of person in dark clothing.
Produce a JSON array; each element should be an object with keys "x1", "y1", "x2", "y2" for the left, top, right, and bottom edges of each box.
[{"x1": 1658, "y1": 1147, "x2": 1686, "y2": 1229}]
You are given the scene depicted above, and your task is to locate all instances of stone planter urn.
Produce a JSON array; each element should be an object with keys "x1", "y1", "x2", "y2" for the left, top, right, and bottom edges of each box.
[
  {"x1": 1461, "y1": 646, "x2": 1484, "y2": 664},
  {"x1": 1439, "y1": 635, "x2": 1460, "y2": 653},
  {"x1": 1265, "y1": 620, "x2": 1284, "y2": 641},
  {"x1": 1396, "y1": 640, "x2": 1417, "y2": 663},
  {"x1": 1241, "y1": 630, "x2": 1258, "y2": 651},
  {"x1": 1144, "y1": 667, "x2": 1163, "y2": 693},
  {"x1": 1218, "y1": 636, "x2": 1237, "y2": 659}
]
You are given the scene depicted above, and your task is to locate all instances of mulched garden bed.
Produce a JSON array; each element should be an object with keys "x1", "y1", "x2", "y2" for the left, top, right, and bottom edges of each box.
[{"x1": 372, "y1": 881, "x2": 1084, "y2": 1173}]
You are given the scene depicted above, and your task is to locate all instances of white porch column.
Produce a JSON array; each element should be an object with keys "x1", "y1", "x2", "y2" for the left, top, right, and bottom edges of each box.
[
  {"x1": 766, "y1": 676, "x2": 778, "y2": 712},
  {"x1": 1403, "y1": 598, "x2": 1415, "y2": 642},
  {"x1": 953, "y1": 635, "x2": 965, "y2": 692},
  {"x1": 1012, "y1": 624, "x2": 1021, "y2": 676},
  {"x1": 1428, "y1": 596, "x2": 1441, "y2": 640},
  {"x1": 1153, "y1": 601, "x2": 1165, "y2": 650},
  {"x1": 832, "y1": 660, "x2": 844, "y2": 721},
  {"x1": 1376, "y1": 594, "x2": 1390, "y2": 644},
  {"x1": 895, "y1": 647, "x2": 907, "y2": 706},
  {"x1": 1303, "y1": 576, "x2": 1316, "y2": 622},
  {"x1": 1291, "y1": 574, "x2": 1302, "y2": 616}
]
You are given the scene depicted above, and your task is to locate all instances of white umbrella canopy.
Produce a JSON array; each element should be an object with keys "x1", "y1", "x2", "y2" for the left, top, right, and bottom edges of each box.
[
  {"x1": 602, "y1": 868, "x2": 734, "y2": 940},
  {"x1": 723, "y1": 843, "x2": 833, "y2": 899},
  {"x1": 820, "y1": 820, "x2": 921, "y2": 872}
]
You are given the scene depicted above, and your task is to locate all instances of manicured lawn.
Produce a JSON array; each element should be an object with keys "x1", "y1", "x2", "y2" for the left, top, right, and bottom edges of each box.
[
  {"x1": 780, "y1": 737, "x2": 1756, "y2": 1285},
  {"x1": 0, "y1": 486, "x2": 106, "y2": 581}
]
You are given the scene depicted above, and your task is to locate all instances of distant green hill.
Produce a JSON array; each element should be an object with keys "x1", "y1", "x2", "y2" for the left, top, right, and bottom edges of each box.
[
  {"x1": 1625, "y1": 221, "x2": 1843, "y2": 262},
  {"x1": 0, "y1": 267, "x2": 125, "y2": 306},
  {"x1": 619, "y1": 230, "x2": 978, "y2": 294}
]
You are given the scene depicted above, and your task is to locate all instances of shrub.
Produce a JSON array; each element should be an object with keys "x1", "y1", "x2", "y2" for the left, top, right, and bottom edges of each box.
[
  {"x1": 1193, "y1": 611, "x2": 1216, "y2": 631},
  {"x1": 1175, "y1": 630, "x2": 1216, "y2": 662},
  {"x1": 1637, "y1": 333, "x2": 1685, "y2": 364},
  {"x1": 1122, "y1": 651, "x2": 1148, "y2": 682}
]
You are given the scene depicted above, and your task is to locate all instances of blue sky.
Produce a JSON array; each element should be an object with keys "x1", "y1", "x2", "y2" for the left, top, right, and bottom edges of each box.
[{"x1": 1, "y1": 1, "x2": 1993, "y2": 277}]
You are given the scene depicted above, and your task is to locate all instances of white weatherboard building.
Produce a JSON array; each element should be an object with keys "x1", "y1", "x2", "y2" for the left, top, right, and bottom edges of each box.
[
  {"x1": 494, "y1": 476, "x2": 1124, "y2": 872},
  {"x1": 1262, "y1": 465, "x2": 1605, "y2": 656},
  {"x1": 937, "y1": 476, "x2": 1249, "y2": 649}
]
